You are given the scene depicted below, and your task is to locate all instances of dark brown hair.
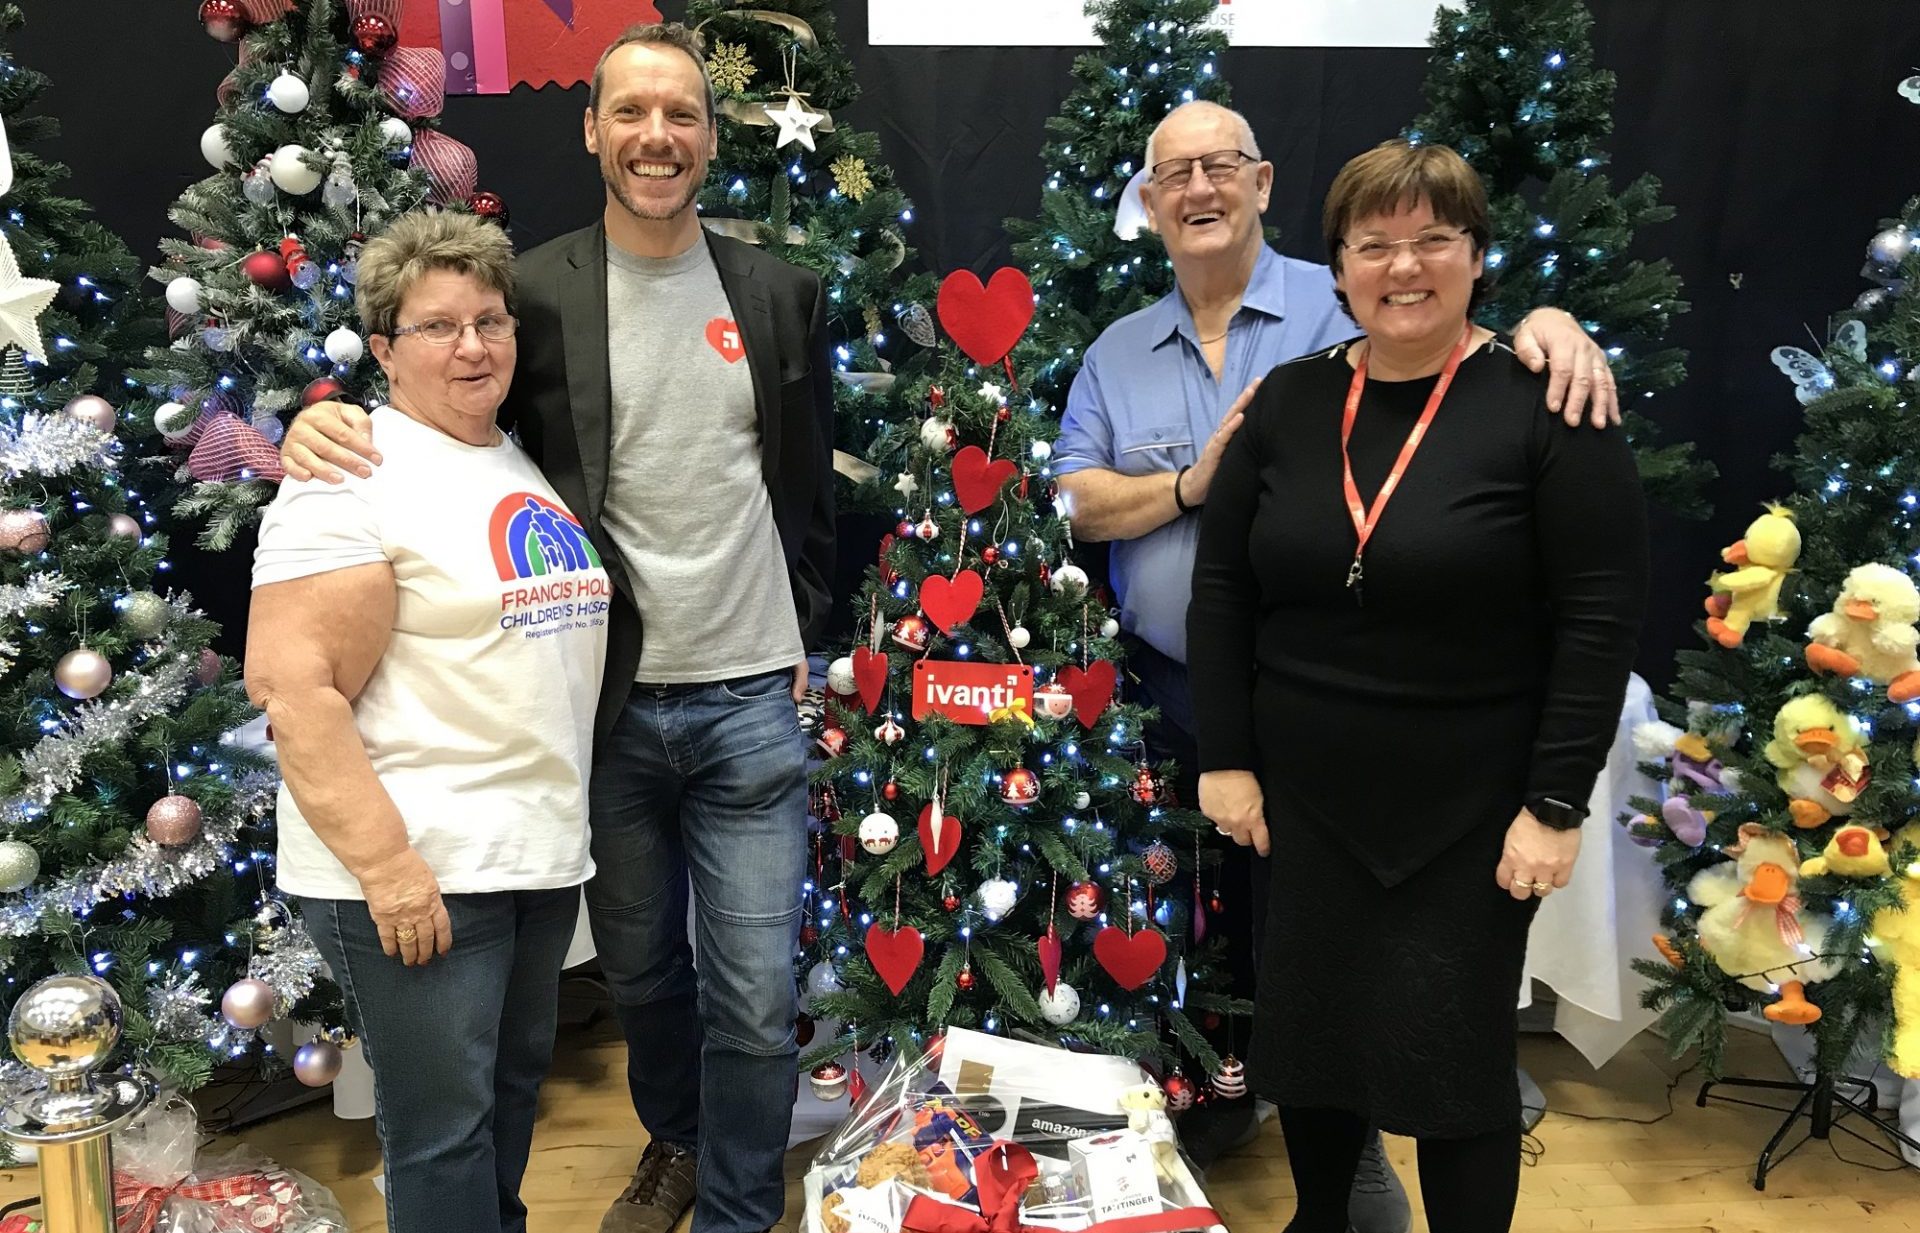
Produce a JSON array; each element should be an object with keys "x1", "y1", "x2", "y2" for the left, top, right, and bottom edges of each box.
[{"x1": 1323, "y1": 139, "x2": 1492, "y2": 317}]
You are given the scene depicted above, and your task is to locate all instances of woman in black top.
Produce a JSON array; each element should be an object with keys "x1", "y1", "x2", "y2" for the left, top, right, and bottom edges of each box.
[{"x1": 1187, "y1": 139, "x2": 1648, "y2": 1233}]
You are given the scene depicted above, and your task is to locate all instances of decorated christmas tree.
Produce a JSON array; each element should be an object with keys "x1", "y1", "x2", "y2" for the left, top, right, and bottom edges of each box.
[
  {"x1": 1005, "y1": 0, "x2": 1233, "y2": 410},
  {"x1": 1631, "y1": 94, "x2": 1920, "y2": 1094},
  {"x1": 689, "y1": 0, "x2": 936, "y2": 503},
  {"x1": 796, "y1": 267, "x2": 1242, "y2": 1110},
  {"x1": 135, "y1": 0, "x2": 490, "y2": 549},
  {"x1": 1408, "y1": 0, "x2": 1714, "y2": 516}
]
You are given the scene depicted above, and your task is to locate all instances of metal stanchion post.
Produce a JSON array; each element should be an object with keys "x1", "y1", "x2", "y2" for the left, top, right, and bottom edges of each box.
[{"x1": 0, "y1": 975, "x2": 154, "y2": 1233}]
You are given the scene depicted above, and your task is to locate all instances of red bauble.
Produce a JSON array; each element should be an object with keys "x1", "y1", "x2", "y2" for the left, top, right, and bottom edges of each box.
[
  {"x1": 243, "y1": 251, "x2": 290, "y2": 291},
  {"x1": 882, "y1": 781, "x2": 899, "y2": 801},
  {"x1": 199, "y1": 0, "x2": 247, "y2": 42},
  {"x1": 1065, "y1": 881, "x2": 1105, "y2": 921},
  {"x1": 928, "y1": 386, "x2": 945, "y2": 409},
  {"x1": 1208, "y1": 893, "x2": 1224, "y2": 915},
  {"x1": 467, "y1": 190, "x2": 510, "y2": 226},
  {"x1": 301, "y1": 377, "x2": 346, "y2": 408},
  {"x1": 999, "y1": 767, "x2": 1041, "y2": 808},
  {"x1": 799, "y1": 924, "x2": 819, "y2": 947},
  {"x1": 351, "y1": 13, "x2": 398, "y2": 54},
  {"x1": 795, "y1": 1014, "x2": 815, "y2": 1047},
  {"x1": 1203, "y1": 1011, "x2": 1223, "y2": 1031},
  {"x1": 815, "y1": 727, "x2": 848, "y2": 758},
  {"x1": 1141, "y1": 840, "x2": 1177, "y2": 886},
  {"x1": 897, "y1": 520, "x2": 915, "y2": 538},
  {"x1": 956, "y1": 965, "x2": 975, "y2": 991},
  {"x1": 1129, "y1": 764, "x2": 1166, "y2": 805},
  {"x1": 981, "y1": 547, "x2": 998, "y2": 564},
  {"x1": 942, "y1": 894, "x2": 960, "y2": 912},
  {"x1": 996, "y1": 407, "x2": 1011, "y2": 422},
  {"x1": 890, "y1": 615, "x2": 931, "y2": 653},
  {"x1": 1162, "y1": 1071, "x2": 1196, "y2": 1113}
]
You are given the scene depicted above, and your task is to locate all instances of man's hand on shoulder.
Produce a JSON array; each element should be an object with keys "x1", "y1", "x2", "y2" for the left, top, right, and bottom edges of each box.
[
  {"x1": 1512, "y1": 307, "x2": 1620, "y2": 430},
  {"x1": 281, "y1": 400, "x2": 381, "y2": 483}
]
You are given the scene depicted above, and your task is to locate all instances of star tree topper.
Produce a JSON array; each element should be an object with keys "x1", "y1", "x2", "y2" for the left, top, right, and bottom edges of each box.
[
  {"x1": 764, "y1": 91, "x2": 825, "y2": 152},
  {"x1": 0, "y1": 230, "x2": 59, "y2": 363}
]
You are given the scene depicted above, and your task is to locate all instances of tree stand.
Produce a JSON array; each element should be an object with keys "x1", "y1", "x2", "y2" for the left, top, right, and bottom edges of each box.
[{"x1": 1697, "y1": 1071, "x2": 1920, "y2": 1189}]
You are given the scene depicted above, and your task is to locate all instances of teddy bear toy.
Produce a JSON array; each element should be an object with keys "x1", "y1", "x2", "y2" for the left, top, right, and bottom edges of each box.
[
  {"x1": 1805, "y1": 563, "x2": 1920, "y2": 703},
  {"x1": 1116, "y1": 1082, "x2": 1179, "y2": 1185},
  {"x1": 1705, "y1": 505, "x2": 1802, "y2": 648},
  {"x1": 1763, "y1": 694, "x2": 1870, "y2": 829}
]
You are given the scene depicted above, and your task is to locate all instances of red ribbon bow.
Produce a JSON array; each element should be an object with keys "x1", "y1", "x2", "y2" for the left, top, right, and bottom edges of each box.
[
  {"x1": 899, "y1": 1140, "x2": 1221, "y2": 1233},
  {"x1": 1733, "y1": 893, "x2": 1807, "y2": 950},
  {"x1": 115, "y1": 1170, "x2": 284, "y2": 1233}
]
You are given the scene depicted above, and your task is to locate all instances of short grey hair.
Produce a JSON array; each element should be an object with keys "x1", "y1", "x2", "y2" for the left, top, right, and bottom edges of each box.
[
  {"x1": 355, "y1": 210, "x2": 515, "y2": 337},
  {"x1": 1144, "y1": 101, "x2": 1262, "y2": 172},
  {"x1": 589, "y1": 22, "x2": 715, "y2": 125}
]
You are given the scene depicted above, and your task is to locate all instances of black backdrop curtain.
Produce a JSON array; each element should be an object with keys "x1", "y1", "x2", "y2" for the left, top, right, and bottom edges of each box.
[{"x1": 15, "y1": 1, "x2": 1920, "y2": 687}]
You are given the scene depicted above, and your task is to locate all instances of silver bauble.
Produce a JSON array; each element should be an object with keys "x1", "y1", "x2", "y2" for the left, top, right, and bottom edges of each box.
[
  {"x1": 63, "y1": 395, "x2": 117, "y2": 435},
  {"x1": 106, "y1": 514, "x2": 141, "y2": 541},
  {"x1": 1869, "y1": 226, "x2": 1911, "y2": 268},
  {"x1": 219, "y1": 977, "x2": 275, "y2": 1029},
  {"x1": 119, "y1": 592, "x2": 171, "y2": 639},
  {"x1": 0, "y1": 840, "x2": 40, "y2": 893},
  {"x1": 293, "y1": 1039, "x2": 344, "y2": 1086}
]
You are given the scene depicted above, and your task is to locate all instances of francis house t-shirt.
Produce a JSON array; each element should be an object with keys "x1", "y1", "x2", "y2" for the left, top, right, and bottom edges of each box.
[{"x1": 252, "y1": 407, "x2": 610, "y2": 899}]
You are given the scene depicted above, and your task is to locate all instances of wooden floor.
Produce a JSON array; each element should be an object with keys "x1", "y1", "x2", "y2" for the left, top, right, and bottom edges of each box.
[{"x1": 4, "y1": 1016, "x2": 1917, "y2": 1231}]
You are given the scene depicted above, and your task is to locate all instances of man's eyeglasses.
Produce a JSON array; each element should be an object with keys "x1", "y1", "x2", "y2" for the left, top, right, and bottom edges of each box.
[
  {"x1": 389, "y1": 313, "x2": 519, "y2": 345},
  {"x1": 1149, "y1": 150, "x2": 1257, "y2": 190},
  {"x1": 1339, "y1": 231, "x2": 1469, "y2": 266}
]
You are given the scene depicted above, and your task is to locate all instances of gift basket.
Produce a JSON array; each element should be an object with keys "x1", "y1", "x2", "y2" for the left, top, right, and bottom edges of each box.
[{"x1": 805, "y1": 1028, "x2": 1224, "y2": 1233}]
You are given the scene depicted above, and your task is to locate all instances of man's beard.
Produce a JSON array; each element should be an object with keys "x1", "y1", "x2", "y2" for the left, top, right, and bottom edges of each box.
[{"x1": 601, "y1": 154, "x2": 703, "y2": 222}]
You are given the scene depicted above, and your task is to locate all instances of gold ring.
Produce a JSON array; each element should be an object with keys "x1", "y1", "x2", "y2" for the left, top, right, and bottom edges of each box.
[
  {"x1": 394, "y1": 925, "x2": 418, "y2": 942},
  {"x1": 1530, "y1": 881, "x2": 1553, "y2": 893}
]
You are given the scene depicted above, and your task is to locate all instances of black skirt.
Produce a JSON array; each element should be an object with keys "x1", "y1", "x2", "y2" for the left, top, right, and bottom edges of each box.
[{"x1": 1247, "y1": 785, "x2": 1539, "y2": 1139}]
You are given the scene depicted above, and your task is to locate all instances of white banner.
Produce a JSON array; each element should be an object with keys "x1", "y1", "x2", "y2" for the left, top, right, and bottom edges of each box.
[{"x1": 869, "y1": 1, "x2": 1449, "y2": 48}]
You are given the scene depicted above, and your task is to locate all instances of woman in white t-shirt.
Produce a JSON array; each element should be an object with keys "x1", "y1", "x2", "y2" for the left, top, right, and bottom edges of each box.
[{"x1": 247, "y1": 211, "x2": 609, "y2": 1233}]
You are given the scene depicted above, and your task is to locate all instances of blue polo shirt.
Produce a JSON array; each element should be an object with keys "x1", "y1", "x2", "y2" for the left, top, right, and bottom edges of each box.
[{"x1": 1055, "y1": 244, "x2": 1352, "y2": 665}]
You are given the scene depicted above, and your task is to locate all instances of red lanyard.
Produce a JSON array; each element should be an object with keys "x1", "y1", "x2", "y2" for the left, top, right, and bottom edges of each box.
[{"x1": 1340, "y1": 326, "x2": 1473, "y2": 604}]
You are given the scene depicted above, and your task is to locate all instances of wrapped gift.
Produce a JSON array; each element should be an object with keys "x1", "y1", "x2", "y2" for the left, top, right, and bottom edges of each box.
[{"x1": 110, "y1": 1096, "x2": 346, "y2": 1233}]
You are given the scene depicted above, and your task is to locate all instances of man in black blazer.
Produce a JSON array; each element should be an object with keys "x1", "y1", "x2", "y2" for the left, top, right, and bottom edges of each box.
[{"x1": 282, "y1": 23, "x2": 832, "y2": 1233}]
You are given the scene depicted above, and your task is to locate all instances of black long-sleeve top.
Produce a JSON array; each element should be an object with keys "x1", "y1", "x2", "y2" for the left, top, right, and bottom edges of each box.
[{"x1": 1186, "y1": 335, "x2": 1649, "y2": 886}]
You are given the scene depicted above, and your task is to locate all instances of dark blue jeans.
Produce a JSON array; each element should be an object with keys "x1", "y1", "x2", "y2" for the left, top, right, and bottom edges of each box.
[
  {"x1": 301, "y1": 888, "x2": 577, "y2": 1233},
  {"x1": 587, "y1": 669, "x2": 808, "y2": 1233}
]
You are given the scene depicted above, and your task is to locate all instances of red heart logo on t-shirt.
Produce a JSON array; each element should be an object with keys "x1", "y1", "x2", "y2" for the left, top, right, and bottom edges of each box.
[{"x1": 705, "y1": 316, "x2": 745, "y2": 363}]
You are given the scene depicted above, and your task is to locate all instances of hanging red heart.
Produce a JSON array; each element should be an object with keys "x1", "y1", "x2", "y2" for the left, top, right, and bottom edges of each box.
[
  {"x1": 920, "y1": 570, "x2": 985, "y2": 634},
  {"x1": 917, "y1": 802, "x2": 963, "y2": 876},
  {"x1": 866, "y1": 923, "x2": 925, "y2": 996},
  {"x1": 1056, "y1": 660, "x2": 1117, "y2": 729},
  {"x1": 950, "y1": 445, "x2": 1019, "y2": 515},
  {"x1": 1093, "y1": 926, "x2": 1168, "y2": 991},
  {"x1": 1038, "y1": 926, "x2": 1063, "y2": 996},
  {"x1": 936, "y1": 267, "x2": 1036, "y2": 366},
  {"x1": 851, "y1": 647, "x2": 888, "y2": 714}
]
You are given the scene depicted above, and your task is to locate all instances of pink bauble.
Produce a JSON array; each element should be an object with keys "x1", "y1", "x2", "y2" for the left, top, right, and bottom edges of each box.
[
  {"x1": 63, "y1": 395, "x2": 117, "y2": 435},
  {"x1": 293, "y1": 1039, "x2": 344, "y2": 1086},
  {"x1": 0, "y1": 509, "x2": 49, "y2": 555},
  {"x1": 54, "y1": 649, "x2": 112, "y2": 700},
  {"x1": 220, "y1": 977, "x2": 275, "y2": 1029},
  {"x1": 107, "y1": 514, "x2": 141, "y2": 541},
  {"x1": 145, "y1": 795, "x2": 204, "y2": 846},
  {"x1": 196, "y1": 648, "x2": 223, "y2": 686}
]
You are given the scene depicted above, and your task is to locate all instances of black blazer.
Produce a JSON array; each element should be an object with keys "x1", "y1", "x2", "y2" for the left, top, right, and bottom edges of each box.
[{"x1": 498, "y1": 222, "x2": 836, "y2": 741}]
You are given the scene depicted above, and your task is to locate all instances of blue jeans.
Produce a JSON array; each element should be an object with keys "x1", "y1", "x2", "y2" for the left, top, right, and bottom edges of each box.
[
  {"x1": 301, "y1": 888, "x2": 578, "y2": 1233},
  {"x1": 587, "y1": 669, "x2": 808, "y2": 1233}
]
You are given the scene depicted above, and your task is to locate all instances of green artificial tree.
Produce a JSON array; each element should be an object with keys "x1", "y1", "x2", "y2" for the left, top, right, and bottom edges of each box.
[
  {"x1": 796, "y1": 273, "x2": 1244, "y2": 1108},
  {"x1": 1409, "y1": 0, "x2": 1714, "y2": 516},
  {"x1": 1630, "y1": 161, "x2": 1920, "y2": 1106},
  {"x1": 1006, "y1": 0, "x2": 1233, "y2": 410},
  {"x1": 136, "y1": 0, "x2": 485, "y2": 549},
  {"x1": 689, "y1": 0, "x2": 936, "y2": 506}
]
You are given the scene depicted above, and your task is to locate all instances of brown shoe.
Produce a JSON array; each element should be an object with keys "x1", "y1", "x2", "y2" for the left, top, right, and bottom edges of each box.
[{"x1": 599, "y1": 1140, "x2": 697, "y2": 1233}]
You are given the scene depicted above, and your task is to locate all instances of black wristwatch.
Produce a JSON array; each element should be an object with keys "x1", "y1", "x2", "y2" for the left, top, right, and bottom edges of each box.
[{"x1": 1527, "y1": 796, "x2": 1588, "y2": 831}]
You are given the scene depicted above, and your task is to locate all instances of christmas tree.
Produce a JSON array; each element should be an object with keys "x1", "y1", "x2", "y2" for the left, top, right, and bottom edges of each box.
[
  {"x1": 1630, "y1": 98, "x2": 1920, "y2": 1088},
  {"x1": 689, "y1": 0, "x2": 936, "y2": 505},
  {"x1": 135, "y1": 0, "x2": 489, "y2": 550},
  {"x1": 1408, "y1": 0, "x2": 1714, "y2": 516},
  {"x1": 797, "y1": 269, "x2": 1241, "y2": 1109},
  {"x1": 1005, "y1": 0, "x2": 1234, "y2": 410}
]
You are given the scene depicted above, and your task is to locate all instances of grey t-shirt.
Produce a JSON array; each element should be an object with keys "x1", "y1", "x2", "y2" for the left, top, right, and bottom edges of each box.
[{"x1": 601, "y1": 239, "x2": 803, "y2": 683}]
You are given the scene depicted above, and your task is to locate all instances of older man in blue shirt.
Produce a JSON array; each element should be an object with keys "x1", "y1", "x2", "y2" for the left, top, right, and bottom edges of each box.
[{"x1": 1056, "y1": 100, "x2": 1615, "y2": 1232}]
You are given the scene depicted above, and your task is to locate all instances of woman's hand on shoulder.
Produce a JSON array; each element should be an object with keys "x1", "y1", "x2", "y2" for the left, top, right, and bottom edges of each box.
[{"x1": 1199, "y1": 770, "x2": 1269, "y2": 856}]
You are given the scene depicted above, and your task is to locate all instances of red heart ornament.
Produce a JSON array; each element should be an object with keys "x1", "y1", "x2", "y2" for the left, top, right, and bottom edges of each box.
[
  {"x1": 704, "y1": 316, "x2": 745, "y2": 363},
  {"x1": 950, "y1": 445, "x2": 1018, "y2": 515},
  {"x1": 936, "y1": 268, "x2": 1036, "y2": 366},
  {"x1": 917, "y1": 803, "x2": 963, "y2": 876},
  {"x1": 851, "y1": 648, "x2": 888, "y2": 714},
  {"x1": 866, "y1": 923, "x2": 924, "y2": 996},
  {"x1": 1055, "y1": 660, "x2": 1117, "y2": 729},
  {"x1": 1093, "y1": 926, "x2": 1168, "y2": 991},
  {"x1": 920, "y1": 570, "x2": 985, "y2": 635},
  {"x1": 1038, "y1": 927, "x2": 1062, "y2": 996}
]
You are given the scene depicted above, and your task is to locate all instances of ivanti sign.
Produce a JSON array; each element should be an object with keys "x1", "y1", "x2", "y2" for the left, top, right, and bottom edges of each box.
[{"x1": 913, "y1": 661, "x2": 1035, "y2": 726}]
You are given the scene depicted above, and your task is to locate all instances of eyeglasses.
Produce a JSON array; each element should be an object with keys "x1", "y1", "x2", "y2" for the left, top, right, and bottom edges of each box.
[
  {"x1": 1149, "y1": 150, "x2": 1257, "y2": 190},
  {"x1": 1339, "y1": 231, "x2": 1469, "y2": 266},
  {"x1": 389, "y1": 313, "x2": 519, "y2": 345}
]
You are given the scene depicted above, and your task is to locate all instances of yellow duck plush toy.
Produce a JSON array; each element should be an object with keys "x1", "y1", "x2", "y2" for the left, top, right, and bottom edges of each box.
[
  {"x1": 1764, "y1": 694, "x2": 1871, "y2": 829},
  {"x1": 1805, "y1": 563, "x2": 1920, "y2": 703},
  {"x1": 1798, "y1": 823, "x2": 1891, "y2": 880},
  {"x1": 1674, "y1": 823, "x2": 1841, "y2": 1024},
  {"x1": 1865, "y1": 824, "x2": 1920, "y2": 1077},
  {"x1": 1706, "y1": 505, "x2": 1802, "y2": 648}
]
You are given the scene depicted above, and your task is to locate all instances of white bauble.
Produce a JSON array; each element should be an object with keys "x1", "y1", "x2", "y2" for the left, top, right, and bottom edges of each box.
[
  {"x1": 977, "y1": 877, "x2": 1019, "y2": 923},
  {"x1": 268, "y1": 145, "x2": 322, "y2": 195},
  {"x1": 1007, "y1": 625, "x2": 1031, "y2": 650},
  {"x1": 1099, "y1": 618, "x2": 1120, "y2": 639},
  {"x1": 806, "y1": 961, "x2": 842, "y2": 999},
  {"x1": 154, "y1": 402, "x2": 196, "y2": 441},
  {"x1": 379, "y1": 117, "x2": 413, "y2": 147},
  {"x1": 323, "y1": 327, "x2": 365, "y2": 365},
  {"x1": 826, "y1": 655, "x2": 857, "y2": 696},
  {"x1": 859, "y1": 812, "x2": 899, "y2": 856},
  {"x1": 200, "y1": 123, "x2": 235, "y2": 169},
  {"x1": 1037, "y1": 981, "x2": 1081, "y2": 1026},
  {"x1": 266, "y1": 72, "x2": 311, "y2": 114},
  {"x1": 1074, "y1": 791, "x2": 1091, "y2": 810},
  {"x1": 919, "y1": 417, "x2": 955, "y2": 452},
  {"x1": 1050, "y1": 563, "x2": 1090, "y2": 596},
  {"x1": 1030, "y1": 439, "x2": 1052, "y2": 462},
  {"x1": 164, "y1": 277, "x2": 204, "y2": 315}
]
